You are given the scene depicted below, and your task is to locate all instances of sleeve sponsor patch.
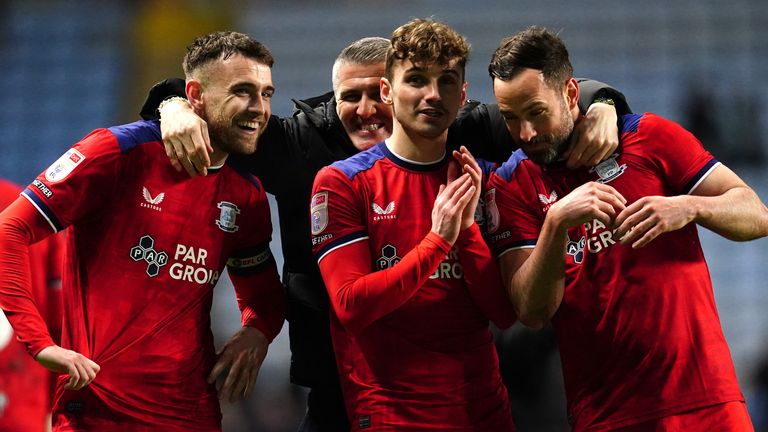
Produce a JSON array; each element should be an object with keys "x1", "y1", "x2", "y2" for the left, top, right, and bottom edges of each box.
[
  {"x1": 484, "y1": 188, "x2": 500, "y2": 234},
  {"x1": 310, "y1": 191, "x2": 328, "y2": 235},
  {"x1": 227, "y1": 248, "x2": 272, "y2": 270},
  {"x1": 45, "y1": 149, "x2": 86, "y2": 183}
]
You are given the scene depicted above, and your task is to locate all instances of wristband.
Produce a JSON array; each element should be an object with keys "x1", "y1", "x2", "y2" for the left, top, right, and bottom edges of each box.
[
  {"x1": 157, "y1": 96, "x2": 190, "y2": 119},
  {"x1": 592, "y1": 97, "x2": 615, "y2": 106}
]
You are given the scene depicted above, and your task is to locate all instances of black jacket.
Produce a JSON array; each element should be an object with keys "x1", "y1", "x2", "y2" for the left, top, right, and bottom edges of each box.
[{"x1": 140, "y1": 78, "x2": 631, "y2": 387}]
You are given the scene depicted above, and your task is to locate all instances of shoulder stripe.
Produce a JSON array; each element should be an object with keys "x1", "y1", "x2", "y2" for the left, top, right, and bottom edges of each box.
[
  {"x1": 620, "y1": 113, "x2": 643, "y2": 134},
  {"x1": 496, "y1": 241, "x2": 536, "y2": 258},
  {"x1": 108, "y1": 120, "x2": 162, "y2": 153},
  {"x1": 495, "y1": 149, "x2": 529, "y2": 182},
  {"x1": 685, "y1": 159, "x2": 720, "y2": 194},
  {"x1": 476, "y1": 158, "x2": 497, "y2": 177},
  {"x1": 21, "y1": 189, "x2": 62, "y2": 232},
  {"x1": 331, "y1": 143, "x2": 387, "y2": 180},
  {"x1": 316, "y1": 231, "x2": 368, "y2": 263}
]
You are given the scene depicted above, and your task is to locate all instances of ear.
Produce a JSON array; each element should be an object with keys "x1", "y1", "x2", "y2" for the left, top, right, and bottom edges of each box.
[
  {"x1": 186, "y1": 79, "x2": 204, "y2": 111},
  {"x1": 380, "y1": 77, "x2": 393, "y2": 105},
  {"x1": 460, "y1": 81, "x2": 467, "y2": 106},
  {"x1": 565, "y1": 78, "x2": 579, "y2": 112}
]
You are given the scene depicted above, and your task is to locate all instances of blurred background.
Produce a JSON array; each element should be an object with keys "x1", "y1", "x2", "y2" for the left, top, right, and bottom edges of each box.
[{"x1": 1, "y1": 0, "x2": 766, "y2": 430}]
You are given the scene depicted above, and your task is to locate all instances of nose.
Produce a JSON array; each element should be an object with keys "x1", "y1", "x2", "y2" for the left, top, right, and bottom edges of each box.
[
  {"x1": 249, "y1": 94, "x2": 267, "y2": 115},
  {"x1": 356, "y1": 95, "x2": 376, "y2": 117},
  {"x1": 519, "y1": 120, "x2": 536, "y2": 143},
  {"x1": 423, "y1": 80, "x2": 441, "y2": 102}
]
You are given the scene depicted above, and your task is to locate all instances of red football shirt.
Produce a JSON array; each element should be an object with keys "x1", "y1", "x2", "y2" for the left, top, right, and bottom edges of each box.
[
  {"x1": 0, "y1": 121, "x2": 284, "y2": 431},
  {"x1": 312, "y1": 142, "x2": 515, "y2": 431},
  {"x1": 487, "y1": 113, "x2": 744, "y2": 431}
]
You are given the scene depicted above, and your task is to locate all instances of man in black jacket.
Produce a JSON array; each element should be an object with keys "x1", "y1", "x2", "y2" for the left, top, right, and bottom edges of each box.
[{"x1": 141, "y1": 36, "x2": 630, "y2": 432}]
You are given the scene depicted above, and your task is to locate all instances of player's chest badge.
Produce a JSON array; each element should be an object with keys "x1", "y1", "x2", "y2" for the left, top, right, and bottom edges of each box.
[
  {"x1": 590, "y1": 154, "x2": 627, "y2": 184},
  {"x1": 216, "y1": 201, "x2": 240, "y2": 233}
]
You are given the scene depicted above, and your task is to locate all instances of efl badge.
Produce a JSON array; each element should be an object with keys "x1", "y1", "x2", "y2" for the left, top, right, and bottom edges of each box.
[
  {"x1": 590, "y1": 154, "x2": 626, "y2": 184},
  {"x1": 45, "y1": 148, "x2": 85, "y2": 182},
  {"x1": 485, "y1": 188, "x2": 500, "y2": 234},
  {"x1": 310, "y1": 192, "x2": 328, "y2": 235},
  {"x1": 216, "y1": 201, "x2": 240, "y2": 233}
]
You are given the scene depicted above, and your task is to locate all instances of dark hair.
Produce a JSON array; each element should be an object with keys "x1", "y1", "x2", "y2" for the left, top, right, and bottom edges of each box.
[
  {"x1": 183, "y1": 31, "x2": 274, "y2": 78},
  {"x1": 488, "y1": 27, "x2": 572, "y2": 87},
  {"x1": 385, "y1": 18, "x2": 470, "y2": 81}
]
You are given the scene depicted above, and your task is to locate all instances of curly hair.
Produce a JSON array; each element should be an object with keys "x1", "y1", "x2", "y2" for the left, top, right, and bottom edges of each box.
[
  {"x1": 385, "y1": 18, "x2": 470, "y2": 81},
  {"x1": 183, "y1": 31, "x2": 274, "y2": 80}
]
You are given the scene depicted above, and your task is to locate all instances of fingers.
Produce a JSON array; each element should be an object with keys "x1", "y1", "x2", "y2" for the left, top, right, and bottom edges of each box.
[
  {"x1": 63, "y1": 355, "x2": 99, "y2": 390},
  {"x1": 164, "y1": 141, "x2": 183, "y2": 173},
  {"x1": 207, "y1": 354, "x2": 230, "y2": 385},
  {"x1": 160, "y1": 104, "x2": 212, "y2": 177},
  {"x1": 172, "y1": 141, "x2": 199, "y2": 177},
  {"x1": 614, "y1": 199, "x2": 662, "y2": 248},
  {"x1": 566, "y1": 107, "x2": 619, "y2": 168},
  {"x1": 220, "y1": 353, "x2": 246, "y2": 402},
  {"x1": 187, "y1": 123, "x2": 211, "y2": 176}
]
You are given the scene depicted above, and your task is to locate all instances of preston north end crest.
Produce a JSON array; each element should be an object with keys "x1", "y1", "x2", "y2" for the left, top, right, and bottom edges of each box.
[
  {"x1": 216, "y1": 201, "x2": 240, "y2": 233},
  {"x1": 590, "y1": 154, "x2": 626, "y2": 184}
]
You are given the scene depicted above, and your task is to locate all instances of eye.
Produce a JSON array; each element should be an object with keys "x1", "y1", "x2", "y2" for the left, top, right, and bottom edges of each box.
[
  {"x1": 438, "y1": 75, "x2": 459, "y2": 86},
  {"x1": 339, "y1": 92, "x2": 362, "y2": 103},
  {"x1": 262, "y1": 89, "x2": 274, "y2": 99},
  {"x1": 406, "y1": 75, "x2": 426, "y2": 86}
]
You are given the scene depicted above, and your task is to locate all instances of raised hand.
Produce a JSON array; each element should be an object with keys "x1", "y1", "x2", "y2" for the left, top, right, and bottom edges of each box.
[
  {"x1": 451, "y1": 146, "x2": 483, "y2": 230},
  {"x1": 431, "y1": 173, "x2": 475, "y2": 245},
  {"x1": 35, "y1": 345, "x2": 100, "y2": 390},
  {"x1": 207, "y1": 326, "x2": 269, "y2": 403},
  {"x1": 159, "y1": 98, "x2": 213, "y2": 176},
  {"x1": 565, "y1": 102, "x2": 619, "y2": 168}
]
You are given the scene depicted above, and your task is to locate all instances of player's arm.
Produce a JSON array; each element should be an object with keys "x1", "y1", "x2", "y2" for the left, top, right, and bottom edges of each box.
[
  {"x1": 565, "y1": 78, "x2": 632, "y2": 169},
  {"x1": 456, "y1": 224, "x2": 516, "y2": 328},
  {"x1": 314, "y1": 167, "x2": 475, "y2": 333},
  {"x1": 208, "y1": 254, "x2": 284, "y2": 403},
  {"x1": 615, "y1": 164, "x2": 768, "y2": 248},
  {"x1": 500, "y1": 182, "x2": 626, "y2": 329},
  {"x1": 0, "y1": 198, "x2": 99, "y2": 390},
  {"x1": 208, "y1": 187, "x2": 285, "y2": 402}
]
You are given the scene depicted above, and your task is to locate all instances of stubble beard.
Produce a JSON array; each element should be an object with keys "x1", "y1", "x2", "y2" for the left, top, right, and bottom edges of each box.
[
  {"x1": 206, "y1": 112, "x2": 259, "y2": 157},
  {"x1": 526, "y1": 100, "x2": 574, "y2": 166}
]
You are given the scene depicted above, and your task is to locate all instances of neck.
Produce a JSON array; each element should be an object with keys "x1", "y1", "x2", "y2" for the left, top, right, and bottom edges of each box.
[
  {"x1": 386, "y1": 123, "x2": 448, "y2": 162},
  {"x1": 209, "y1": 145, "x2": 228, "y2": 168}
]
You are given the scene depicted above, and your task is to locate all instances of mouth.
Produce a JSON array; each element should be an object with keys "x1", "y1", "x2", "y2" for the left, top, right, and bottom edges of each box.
[
  {"x1": 417, "y1": 108, "x2": 444, "y2": 119},
  {"x1": 236, "y1": 120, "x2": 261, "y2": 133},
  {"x1": 356, "y1": 122, "x2": 385, "y2": 135}
]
